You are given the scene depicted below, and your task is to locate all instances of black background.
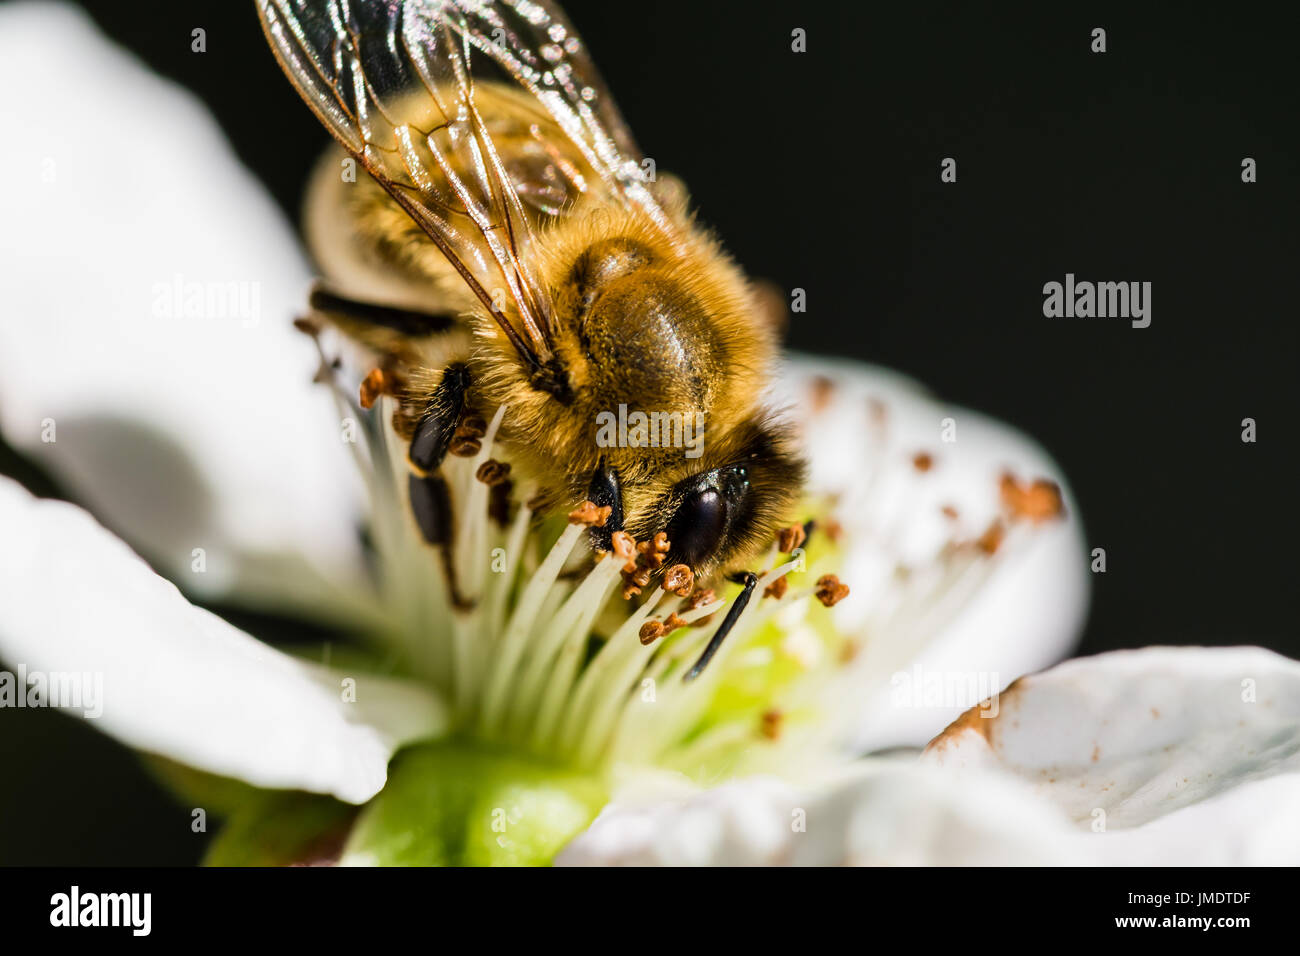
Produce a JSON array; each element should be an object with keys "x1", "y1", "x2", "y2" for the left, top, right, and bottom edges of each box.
[{"x1": 1, "y1": 0, "x2": 1296, "y2": 864}]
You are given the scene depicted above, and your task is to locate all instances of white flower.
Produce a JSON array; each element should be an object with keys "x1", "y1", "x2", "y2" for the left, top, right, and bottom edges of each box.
[
  {"x1": 2, "y1": 3, "x2": 1295, "y2": 866},
  {"x1": 565, "y1": 647, "x2": 1300, "y2": 865}
]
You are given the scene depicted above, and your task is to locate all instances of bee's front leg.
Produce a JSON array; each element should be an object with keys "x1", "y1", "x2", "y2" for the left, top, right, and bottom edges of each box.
[
  {"x1": 308, "y1": 283, "x2": 458, "y2": 339},
  {"x1": 403, "y1": 365, "x2": 483, "y2": 611},
  {"x1": 304, "y1": 284, "x2": 479, "y2": 608}
]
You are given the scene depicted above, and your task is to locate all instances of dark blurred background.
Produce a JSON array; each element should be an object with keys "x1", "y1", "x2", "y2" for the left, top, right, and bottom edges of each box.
[{"x1": 1, "y1": 0, "x2": 1296, "y2": 863}]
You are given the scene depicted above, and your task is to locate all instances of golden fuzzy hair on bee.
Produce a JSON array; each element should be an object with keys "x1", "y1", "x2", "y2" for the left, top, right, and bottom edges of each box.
[
  {"x1": 472, "y1": 201, "x2": 774, "y2": 450},
  {"x1": 297, "y1": 71, "x2": 804, "y2": 581}
]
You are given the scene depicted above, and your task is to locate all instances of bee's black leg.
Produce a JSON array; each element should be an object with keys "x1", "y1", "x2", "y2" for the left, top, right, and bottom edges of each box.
[
  {"x1": 408, "y1": 473, "x2": 452, "y2": 546},
  {"x1": 409, "y1": 364, "x2": 472, "y2": 473},
  {"x1": 309, "y1": 284, "x2": 458, "y2": 337},
  {"x1": 408, "y1": 472, "x2": 473, "y2": 610},
  {"x1": 585, "y1": 458, "x2": 625, "y2": 551},
  {"x1": 307, "y1": 283, "x2": 475, "y2": 607},
  {"x1": 683, "y1": 571, "x2": 759, "y2": 682},
  {"x1": 405, "y1": 365, "x2": 476, "y2": 610}
]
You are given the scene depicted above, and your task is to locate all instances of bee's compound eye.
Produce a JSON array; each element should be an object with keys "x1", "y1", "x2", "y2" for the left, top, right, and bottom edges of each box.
[{"x1": 667, "y1": 487, "x2": 728, "y2": 569}]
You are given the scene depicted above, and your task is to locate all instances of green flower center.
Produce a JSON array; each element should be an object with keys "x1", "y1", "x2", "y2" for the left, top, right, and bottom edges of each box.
[{"x1": 342, "y1": 739, "x2": 608, "y2": 866}]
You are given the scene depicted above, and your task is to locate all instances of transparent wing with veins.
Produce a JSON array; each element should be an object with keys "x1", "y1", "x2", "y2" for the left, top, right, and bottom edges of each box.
[{"x1": 257, "y1": 0, "x2": 671, "y2": 369}]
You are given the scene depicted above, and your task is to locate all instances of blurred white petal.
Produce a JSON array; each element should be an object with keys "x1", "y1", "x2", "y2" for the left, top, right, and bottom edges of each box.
[
  {"x1": 0, "y1": 477, "x2": 445, "y2": 803},
  {"x1": 558, "y1": 760, "x2": 1084, "y2": 865},
  {"x1": 0, "y1": 2, "x2": 362, "y2": 608},
  {"x1": 773, "y1": 355, "x2": 1089, "y2": 751},
  {"x1": 924, "y1": 646, "x2": 1300, "y2": 862}
]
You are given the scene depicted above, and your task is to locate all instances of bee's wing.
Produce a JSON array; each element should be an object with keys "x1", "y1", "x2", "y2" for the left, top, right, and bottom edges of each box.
[{"x1": 257, "y1": 0, "x2": 669, "y2": 369}]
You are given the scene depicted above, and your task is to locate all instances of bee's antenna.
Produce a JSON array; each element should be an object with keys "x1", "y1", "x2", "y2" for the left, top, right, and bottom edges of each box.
[{"x1": 683, "y1": 571, "x2": 758, "y2": 682}]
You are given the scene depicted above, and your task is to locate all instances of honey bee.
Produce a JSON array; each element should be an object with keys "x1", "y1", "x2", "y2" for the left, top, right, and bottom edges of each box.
[{"x1": 257, "y1": 0, "x2": 805, "y2": 597}]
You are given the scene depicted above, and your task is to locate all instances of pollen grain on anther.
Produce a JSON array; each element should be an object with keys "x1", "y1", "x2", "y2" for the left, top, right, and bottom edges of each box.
[
  {"x1": 568, "y1": 499, "x2": 612, "y2": 527},
  {"x1": 361, "y1": 369, "x2": 384, "y2": 408},
  {"x1": 687, "y1": 587, "x2": 716, "y2": 611},
  {"x1": 476, "y1": 458, "x2": 512, "y2": 485},
  {"x1": 777, "y1": 523, "x2": 806, "y2": 553},
  {"x1": 449, "y1": 414, "x2": 488, "y2": 457},
  {"x1": 814, "y1": 574, "x2": 850, "y2": 607},
  {"x1": 610, "y1": 530, "x2": 637, "y2": 571},
  {"x1": 764, "y1": 576, "x2": 788, "y2": 600},
  {"x1": 639, "y1": 619, "x2": 665, "y2": 645},
  {"x1": 661, "y1": 563, "x2": 694, "y2": 596},
  {"x1": 637, "y1": 532, "x2": 671, "y2": 569}
]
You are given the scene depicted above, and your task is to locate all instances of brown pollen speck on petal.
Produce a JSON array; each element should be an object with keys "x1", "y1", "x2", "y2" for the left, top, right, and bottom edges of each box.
[
  {"x1": 924, "y1": 676, "x2": 1026, "y2": 757},
  {"x1": 759, "y1": 708, "x2": 783, "y2": 740},
  {"x1": 809, "y1": 375, "x2": 835, "y2": 412},
  {"x1": 927, "y1": 698, "x2": 997, "y2": 752},
  {"x1": 1000, "y1": 473, "x2": 1066, "y2": 523},
  {"x1": 975, "y1": 520, "x2": 1006, "y2": 555}
]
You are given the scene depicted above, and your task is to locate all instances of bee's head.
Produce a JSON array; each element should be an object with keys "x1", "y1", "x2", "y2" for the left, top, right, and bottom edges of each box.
[{"x1": 586, "y1": 414, "x2": 806, "y2": 582}]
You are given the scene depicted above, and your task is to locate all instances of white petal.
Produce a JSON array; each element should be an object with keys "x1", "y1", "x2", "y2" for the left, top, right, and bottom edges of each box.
[
  {"x1": 0, "y1": 477, "x2": 445, "y2": 803},
  {"x1": 0, "y1": 3, "x2": 362, "y2": 605},
  {"x1": 1084, "y1": 772, "x2": 1300, "y2": 865},
  {"x1": 771, "y1": 355, "x2": 1090, "y2": 751},
  {"x1": 924, "y1": 646, "x2": 1300, "y2": 860},
  {"x1": 558, "y1": 761, "x2": 1086, "y2": 866}
]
